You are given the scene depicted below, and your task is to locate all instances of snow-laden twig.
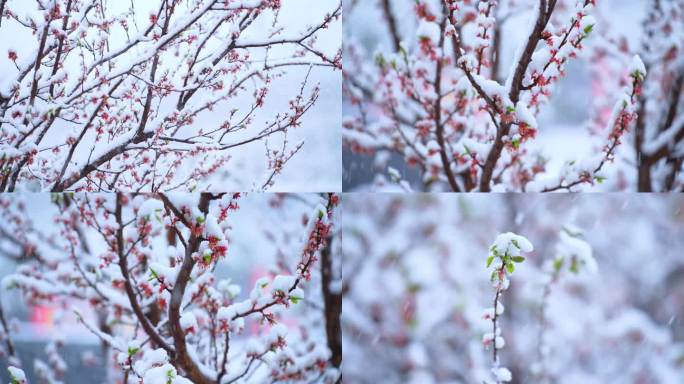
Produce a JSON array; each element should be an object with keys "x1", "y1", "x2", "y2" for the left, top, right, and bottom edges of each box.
[
  {"x1": 533, "y1": 225, "x2": 595, "y2": 383},
  {"x1": 483, "y1": 232, "x2": 534, "y2": 384}
]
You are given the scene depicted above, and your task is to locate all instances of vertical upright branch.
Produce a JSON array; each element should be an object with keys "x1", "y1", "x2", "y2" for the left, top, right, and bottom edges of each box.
[
  {"x1": 164, "y1": 193, "x2": 213, "y2": 384},
  {"x1": 635, "y1": 0, "x2": 659, "y2": 192},
  {"x1": 320, "y1": 232, "x2": 341, "y2": 369},
  {"x1": 116, "y1": 193, "x2": 174, "y2": 355},
  {"x1": 534, "y1": 228, "x2": 594, "y2": 381},
  {"x1": 436, "y1": 4, "x2": 461, "y2": 192},
  {"x1": 635, "y1": 97, "x2": 651, "y2": 191},
  {"x1": 638, "y1": 69, "x2": 684, "y2": 191},
  {"x1": 483, "y1": 233, "x2": 533, "y2": 383},
  {"x1": 491, "y1": 22, "x2": 502, "y2": 82},
  {"x1": 491, "y1": 278, "x2": 503, "y2": 368},
  {"x1": 215, "y1": 332, "x2": 230, "y2": 384},
  {"x1": 381, "y1": 0, "x2": 401, "y2": 52},
  {"x1": 475, "y1": 0, "x2": 497, "y2": 75},
  {"x1": 534, "y1": 267, "x2": 558, "y2": 383},
  {"x1": 480, "y1": 0, "x2": 552, "y2": 191},
  {"x1": 49, "y1": 0, "x2": 73, "y2": 97},
  {"x1": 0, "y1": 296, "x2": 19, "y2": 366},
  {"x1": 0, "y1": 0, "x2": 6, "y2": 27}
]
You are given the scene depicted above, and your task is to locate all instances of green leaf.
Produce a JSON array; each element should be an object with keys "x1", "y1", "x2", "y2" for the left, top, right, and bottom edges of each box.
[
  {"x1": 399, "y1": 45, "x2": 409, "y2": 62},
  {"x1": 553, "y1": 257, "x2": 564, "y2": 272},
  {"x1": 583, "y1": 24, "x2": 594, "y2": 34},
  {"x1": 633, "y1": 70, "x2": 644, "y2": 81},
  {"x1": 506, "y1": 263, "x2": 515, "y2": 274},
  {"x1": 561, "y1": 226, "x2": 582, "y2": 237},
  {"x1": 570, "y1": 258, "x2": 579, "y2": 274},
  {"x1": 166, "y1": 368, "x2": 175, "y2": 384},
  {"x1": 511, "y1": 256, "x2": 525, "y2": 263},
  {"x1": 128, "y1": 346, "x2": 140, "y2": 356},
  {"x1": 490, "y1": 270, "x2": 498, "y2": 282},
  {"x1": 486, "y1": 255, "x2": 494, "y2": 268}
]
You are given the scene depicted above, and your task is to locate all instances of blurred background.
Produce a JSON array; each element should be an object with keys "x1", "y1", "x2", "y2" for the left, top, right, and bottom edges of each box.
[
  {"x1": 342, "y1": 193, "x2": 684, "y2": 383},
  {"x1": 343, "y1": 0, "x2": 648, "y2": 191}
]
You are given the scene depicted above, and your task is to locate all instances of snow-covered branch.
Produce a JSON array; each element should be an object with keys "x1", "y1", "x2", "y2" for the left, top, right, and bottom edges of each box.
[{"x1": 0, "y1": 0, "x2": 341, "y2": 192}]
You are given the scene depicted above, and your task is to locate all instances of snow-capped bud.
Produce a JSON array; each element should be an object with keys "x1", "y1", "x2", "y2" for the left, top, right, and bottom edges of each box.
[
  {"x1": 8, "y1": 366, "x2": 27, "y2": 383},
  {"x1": 629, "y1": 55, "x2": 646, "y2": 81}
]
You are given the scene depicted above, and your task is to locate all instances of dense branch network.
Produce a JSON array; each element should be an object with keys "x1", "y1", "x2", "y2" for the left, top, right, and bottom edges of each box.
[
  {"x1": 0, "y1": 0, "x2": 342, "y2": 192},
  {"x1": 343, "y1": 0, "x2": 682, "y2": 191},
  {"x1": 0, "y1": 192, "x2": 340, "y2": 383}
]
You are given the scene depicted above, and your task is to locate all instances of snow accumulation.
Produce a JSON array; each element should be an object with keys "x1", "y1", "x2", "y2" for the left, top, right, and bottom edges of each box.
[
  {"x1": 8, "y1": 366, "x2": 27, "y2": 383},
  {"x1": 138, "y1": 199, "x2": 164, "y2": 220},
  {"x1": 180, "y1": 312, "x2": 198, "y2": 334},
  {"x1": 492, "y1": 367, "x2": 512, "y2": 382},
  {"x1": 515, "y1": 101, "x2": 537, "y2": 129},
  {"x1": 492, "y1": 232, "x2": 534, "y2": 256},
  {"x1": 271, "y1": 275, "x2": 297, "y2": 293},
  {"x1": 131, "y1": 349, "x2": 195, "y2": 384},
  {"x1": 149, "y1": 262, "x2": 179, "y2": 286},
  {"x1": 416, "y1": 20, "x2": 440, "y2": 42},
  {"x1": 556, "y1": 230, "x2": 598, "y2": 273},
  {"x1": 630, "y1": 54, "x2": 647, "y2": 77}
]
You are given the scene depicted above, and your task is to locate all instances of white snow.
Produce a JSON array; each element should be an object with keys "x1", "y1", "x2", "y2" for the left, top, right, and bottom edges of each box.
[
  {"x1": 180, "y1": 312, "x2": 198, "y2": 333},
  {"x1": 629, "y1": 54, "x2": 647, "y2": 77},
  {"x1": 8, "y1": 366, "x2": 27, "y2": 383},
  {"x1": 492, "y1": 232, "x2": 534, "y2": 256},
  {"x1": 557, "y1": 230, "x2": 598, "y2": 273},
  {"x1": 515, "y1": 101, "x2": 537, "y2": 129},
  {"x1": 271, "y1": 275, "x2": 296, "y2": 293},
  {"x1": 416, "y1": 21, "x2": 441, "y2": 42},
  {"x1": 492, "y1": 367, "x2": 512, "y2": 382}
]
